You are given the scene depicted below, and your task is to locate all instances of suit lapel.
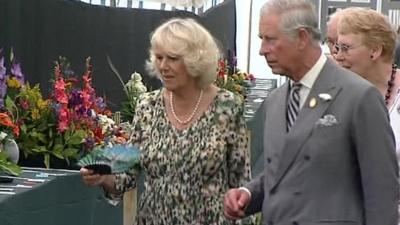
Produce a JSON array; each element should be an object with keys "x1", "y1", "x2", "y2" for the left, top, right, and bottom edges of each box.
[
  {"x1": 271, "y1": 82, "x2": 290, "y2": 135},
  {"x1": 259, "y1": 82, "x2": 289, "y2": 180},
  {"x1": 264, "y1": 82, "x2": 290, "y2": 150},
  {"x1": 270, "y1": 60, "x2": 342, "y2": 190}
]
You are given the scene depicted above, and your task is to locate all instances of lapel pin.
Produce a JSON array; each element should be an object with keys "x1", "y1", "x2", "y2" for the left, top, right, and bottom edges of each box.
[{"x1": 309, "y1": 97, "x2": 317, "y2": 108}]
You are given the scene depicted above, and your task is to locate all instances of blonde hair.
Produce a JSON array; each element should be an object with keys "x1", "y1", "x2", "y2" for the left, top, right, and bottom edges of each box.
[
  {"x1": 146, "y1": 18, "x2": 220, "y2": 88},
  {"x1": 338, "y1": 8, "x2": 396, "y2": 62}
]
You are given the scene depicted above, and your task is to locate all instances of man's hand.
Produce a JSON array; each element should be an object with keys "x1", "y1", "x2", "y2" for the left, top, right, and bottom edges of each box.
[{"x1": 223, "y1": 188, "x2": 251, "y2": 220}]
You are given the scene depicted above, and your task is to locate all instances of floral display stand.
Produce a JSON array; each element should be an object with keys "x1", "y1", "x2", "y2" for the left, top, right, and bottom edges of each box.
[{"x1": 1, "y1": 51, "x2": 129, "y2": 170}]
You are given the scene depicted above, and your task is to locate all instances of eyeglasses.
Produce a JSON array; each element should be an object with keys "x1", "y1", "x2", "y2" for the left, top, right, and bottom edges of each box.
[
  {"x1": 334, "y1": 43, "x2": 363, "y2": 54},
  {"x1": 322, "y1": 38, "x2": 336, "y2": 47}
]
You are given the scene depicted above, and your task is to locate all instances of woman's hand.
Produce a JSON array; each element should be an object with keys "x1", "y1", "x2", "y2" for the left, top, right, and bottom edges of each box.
[
  {"x1": 80, "y1": 167, "x2": 107, "y2": 186},
  {"x1": 80, "y1": 168, "x2": 118, "y2": 193}
]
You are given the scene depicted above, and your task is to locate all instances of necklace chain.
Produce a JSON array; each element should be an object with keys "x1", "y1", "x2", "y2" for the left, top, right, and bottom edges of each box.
[
  {"x1": 385, "y1": 64, "x2": 397, "y2": 105},
  {"x1": 169, "y1": 89, "x2": 203, "y2": 125}
]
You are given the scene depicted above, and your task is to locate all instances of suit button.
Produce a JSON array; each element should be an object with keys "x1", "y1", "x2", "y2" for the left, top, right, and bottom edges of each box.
[
  {"x1": 268, "y1": 221, "x2": 273, "y2": 225},
  {"x1": 293, "y1": 191, "x2": 302, "y2": 196},
  {"x1": 267, "y1": 157, "x2": 272, "y2": 163},
  {"x1": 304, "y1": 155, "x2": 311, "y2": 160},
  {"x1": 292, "y1": 221, "x2": 299, "y2": 225}
]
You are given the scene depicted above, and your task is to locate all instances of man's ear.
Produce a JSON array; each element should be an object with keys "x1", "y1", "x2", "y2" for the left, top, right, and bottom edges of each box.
[{"x1": 297, "y1": 28, "x2": 310, "y2": 50}]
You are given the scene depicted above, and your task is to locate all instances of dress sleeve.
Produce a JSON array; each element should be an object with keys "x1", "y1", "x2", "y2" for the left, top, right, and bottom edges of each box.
[
  {"x1": 104, "y1": 94, "x2": 147, "y2": 203},
  {"x1": 227, "y1": 94, "x2": 252, "y2": 188},
  {"x1": 227, "y1": 94, "x2": 257, "y2": 224}
]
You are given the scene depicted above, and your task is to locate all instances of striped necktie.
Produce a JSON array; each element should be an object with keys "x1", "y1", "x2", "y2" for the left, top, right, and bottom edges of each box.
[{"x1": 287, "y1": 82, "x2": 302, "y2": 131}]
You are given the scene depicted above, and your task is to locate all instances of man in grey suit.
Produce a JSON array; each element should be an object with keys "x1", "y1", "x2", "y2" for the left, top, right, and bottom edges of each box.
[{"x1": 223, "y1": 0, "x2": 399, "y2": 225}]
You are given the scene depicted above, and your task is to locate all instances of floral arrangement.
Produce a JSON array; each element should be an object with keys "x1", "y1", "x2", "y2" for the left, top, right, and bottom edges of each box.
[
  {"x1": 1, "y1": 51, "x2": 128, "y2": 168},
  {"x1": 0, "y1": 112, "x2": 21, "y2": 175},
  {"x1": 0, "y1": 112, "x2": 20, "y2": 145},
  {"x1": 107, "y1": 56, "x2": 148, "y2": 122},
  {"x1": 0, "y1": 48, "x2": 22, "y2": 175},
  {"x1": 119, "y1": 72, "x2": 147, "y2": 122},
  {"x1": 215, "y1": 57, "x2": 255, "y2": 98}
]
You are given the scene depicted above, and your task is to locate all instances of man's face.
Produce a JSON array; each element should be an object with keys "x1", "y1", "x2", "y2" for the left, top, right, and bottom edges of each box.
[
  {"x1": 258, "y1": 13, "x2": 299, "y2": 77},
  {"x1": 326, "y1": 18, "x2": 339, "y2": 56}
]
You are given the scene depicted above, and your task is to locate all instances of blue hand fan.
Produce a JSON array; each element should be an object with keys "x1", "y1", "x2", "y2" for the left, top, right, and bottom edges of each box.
[{"x1": 78, "y1": 145, "x2": 140, "y2": 174}]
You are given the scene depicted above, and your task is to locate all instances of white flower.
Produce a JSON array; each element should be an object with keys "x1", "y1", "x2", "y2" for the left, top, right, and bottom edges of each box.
[
  {"x1": 0, "y1": 131, "x2": 8, "y2": 141},
  {"x1": 130, "y1": 72, "x2": 142, "y2": 82},
  {"x1": 97, "y1": 114, "x2": 116, "y2": 134},
  {"x1": 125, "y1": 72, "x2": 147, "y2": 95},
  {"x1": 318, "y1": 93, "x2": 332, "y2": 101}
]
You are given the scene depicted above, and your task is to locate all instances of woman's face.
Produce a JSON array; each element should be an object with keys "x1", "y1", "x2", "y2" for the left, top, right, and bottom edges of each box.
[
  {"x1": 335, "y1": 33, "x2": 372, "y2": 78},
  {"x1": 153, "y1": 47, "x2": 195, "y2": 91}
]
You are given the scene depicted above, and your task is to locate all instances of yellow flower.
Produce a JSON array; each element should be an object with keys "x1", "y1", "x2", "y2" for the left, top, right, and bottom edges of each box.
[
  {"x1": 6, "y1": 77, "x2": 21, "y2": 88},
  {"x1": 231, "y1": 74, "x2": 239, "y2": 80},
  {"x1": 37, "y1": 99, "x2": 49, "y2": 110},
  {"x1": 239, "y1": 73, "x2": 246, "y2": 80},
  {"x1": 234, "y1": 84, "x2": 242, "y2": 92},
  {"x1": 31, "y1": 108, "x2": 40, "y2": 120}
]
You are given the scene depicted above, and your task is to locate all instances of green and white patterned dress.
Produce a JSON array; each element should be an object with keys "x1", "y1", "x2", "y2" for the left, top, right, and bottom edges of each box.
[{"x1": 106, "y1": 88, "x2": 253, "y2": 225}]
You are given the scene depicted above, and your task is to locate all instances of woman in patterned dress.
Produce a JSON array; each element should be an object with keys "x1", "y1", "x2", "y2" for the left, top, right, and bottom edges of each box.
[{"x1": 80, "y1": 18, "x2": 253, "y2": 225}]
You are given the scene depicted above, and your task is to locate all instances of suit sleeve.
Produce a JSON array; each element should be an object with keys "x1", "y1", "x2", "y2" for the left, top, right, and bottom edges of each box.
[
  {"x1": 352, "y1": 86, "x2": 399, "y2": 225},
  {"x1": 244, "y1": 172, "x2": 265, "y2": 215}
]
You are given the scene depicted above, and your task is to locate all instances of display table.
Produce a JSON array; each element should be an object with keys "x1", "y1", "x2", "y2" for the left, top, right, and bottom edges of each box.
[{"x1": 0, "y1": 168, "x2": 122, "y2": 225}]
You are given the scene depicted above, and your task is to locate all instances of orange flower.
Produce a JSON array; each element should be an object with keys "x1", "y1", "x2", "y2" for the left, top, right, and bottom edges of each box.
[
  {"x1": 0, "y1": 112, "x2": 19, "y2": 138},
  {"x1": 0, "y1": 112, "x2": 8, "y2": 120},
  {"x1": 0, "y1": 113, "x2": 14, "y2": 127},
  {"x1": 12, "y1": 125, "x2": 19, "y2": 137}
]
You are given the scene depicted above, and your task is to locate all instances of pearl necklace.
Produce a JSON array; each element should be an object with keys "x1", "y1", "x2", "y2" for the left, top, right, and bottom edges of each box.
[
  {"x1": 169, "y1": 89, "x2": 203, "y2": 125},
  {"x1": 385, "y1": 64, "x2": 397, "y2": 106}
]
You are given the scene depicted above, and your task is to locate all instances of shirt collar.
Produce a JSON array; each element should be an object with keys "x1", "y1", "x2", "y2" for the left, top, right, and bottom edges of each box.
[{"x1": 298, "y1": 53, "x2": 327, "y2": 89}]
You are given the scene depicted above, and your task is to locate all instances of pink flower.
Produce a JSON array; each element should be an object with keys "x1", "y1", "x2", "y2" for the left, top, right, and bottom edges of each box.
[
  {"x1": 57, "y1": 107, "x2": 69, "y2": 132},
  {"x1": 247, "y1": 74, "x2": 256, "y2": 82},
  {"x1": 81, "y1": 90, "x2": 92, "y2": 110},
  {"x1": 20, "y1": 100, "x2": 30, "y2": 110},
  {"x1": 57, "y1": 121, "x2": 68, "y2": 133},
  {"x1": 54, "y1": 79, "x2": 68, "y2": 104}
]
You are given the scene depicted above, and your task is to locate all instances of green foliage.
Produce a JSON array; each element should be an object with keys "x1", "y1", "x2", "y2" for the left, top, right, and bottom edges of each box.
[
  {"x1": 107, "y1": 56, "x2": 147, "y2": 123},
  {"x1": 0, "y1": 151, "x2": 21, "y2": 176},
  {"x1": 11, "y1": 84, "x2": 85, "y2": 168}
]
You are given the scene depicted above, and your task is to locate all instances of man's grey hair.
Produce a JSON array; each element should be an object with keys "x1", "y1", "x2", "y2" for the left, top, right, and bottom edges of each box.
[{"x1": 261, "y1": 0, "x2": 321, "y2": 41}]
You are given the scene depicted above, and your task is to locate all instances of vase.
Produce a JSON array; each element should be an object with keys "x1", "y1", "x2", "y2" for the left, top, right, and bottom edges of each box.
[{"x1": 2, "y1": 139, "x2": 19, "y2": 164}]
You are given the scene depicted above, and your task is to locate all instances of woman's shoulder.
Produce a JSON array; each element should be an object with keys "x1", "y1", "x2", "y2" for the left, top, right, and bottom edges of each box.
[
  {"x1": 138, "y1": 89, "x2": 161, "y2": 103},
  {"x1": 214, "y1": 89, "x2": 244, "y2": 115},
  {"x1": 390, "y1": 90, "x2": 400, "y2": 114},
  {"x1": 136, "y1": 89, "x2": 162, "y2": 110},
  {"x1": 215, "y1": 88, "x2": 244, "y2": 106}
]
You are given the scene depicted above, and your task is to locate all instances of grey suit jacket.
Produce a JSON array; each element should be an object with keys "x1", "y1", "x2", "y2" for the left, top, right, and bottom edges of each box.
[{"x1": 245, "y1": 60, "x2": 399, "y2": 225}]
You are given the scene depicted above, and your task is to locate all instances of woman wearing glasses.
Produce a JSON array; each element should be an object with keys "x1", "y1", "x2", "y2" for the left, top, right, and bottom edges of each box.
[{"x1": 336, "y1": 5, "x2": 400, "y2": 197}]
